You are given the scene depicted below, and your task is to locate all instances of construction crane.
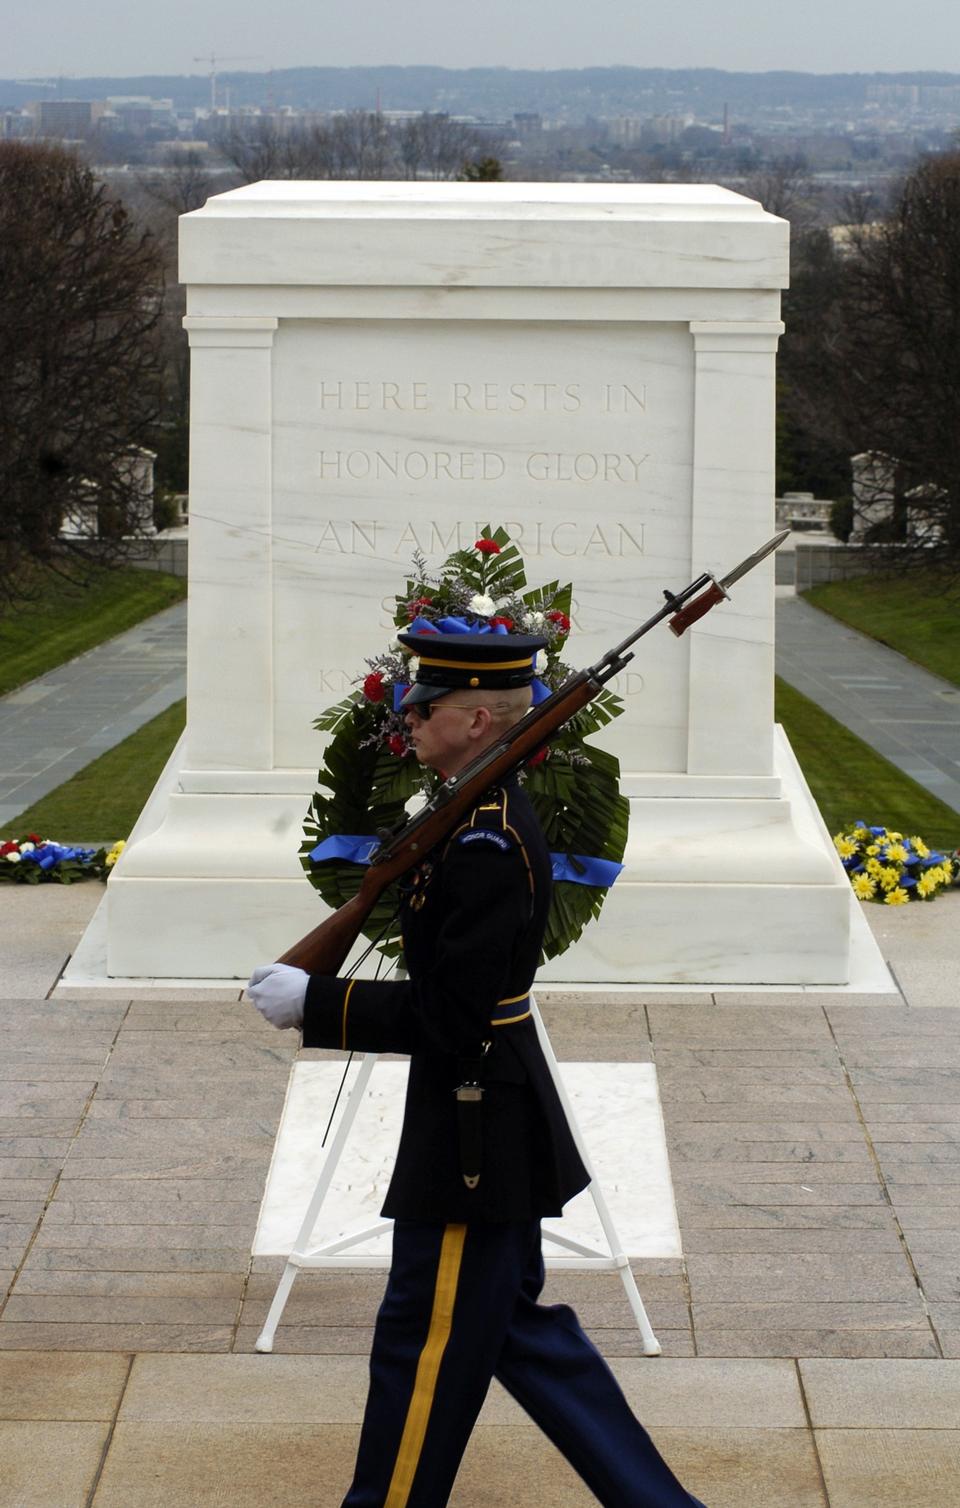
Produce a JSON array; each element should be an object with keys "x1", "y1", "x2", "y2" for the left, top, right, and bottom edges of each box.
[{"x1": 193, "y1": 54, "x2": 261, "y2": 112}]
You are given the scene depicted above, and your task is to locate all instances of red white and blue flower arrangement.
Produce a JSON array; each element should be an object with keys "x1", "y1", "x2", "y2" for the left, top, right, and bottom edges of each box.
[
  {"x1": 301, "y1": 526, "x2": 629, "y2": 960},
  {"x1": 0, "y1": 835, "x2": 125, "y2": 883}
]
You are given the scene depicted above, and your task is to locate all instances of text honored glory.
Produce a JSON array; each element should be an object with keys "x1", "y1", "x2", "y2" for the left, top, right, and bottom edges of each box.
[{"x1": 317, "y1": 450, "x2": 649, "y2": 483}]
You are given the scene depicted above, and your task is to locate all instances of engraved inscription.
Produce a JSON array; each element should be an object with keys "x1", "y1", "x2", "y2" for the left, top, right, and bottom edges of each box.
[
  {"x1": 318, "y1": 451, "x2": 648, "y2": 483},
  {"x1": 317, "y1": 379, "x2": 647, "y2": 414},
  {"x1": 315, "y1": 520, "x2": 644, "y2": 559},
  {"x1": 319, "y1": 450, "x2": 506, "y2": 482}
]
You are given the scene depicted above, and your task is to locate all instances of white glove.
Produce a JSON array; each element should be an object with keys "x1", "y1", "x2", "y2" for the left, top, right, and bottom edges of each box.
[{"x1": 247, "y1": 963, "x2": 309, "y2": 1029}]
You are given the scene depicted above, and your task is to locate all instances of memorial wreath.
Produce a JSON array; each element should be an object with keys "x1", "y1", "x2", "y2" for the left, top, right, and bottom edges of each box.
[{"x1": 301, "y1": 526, "x2": 629, "y2": 960}]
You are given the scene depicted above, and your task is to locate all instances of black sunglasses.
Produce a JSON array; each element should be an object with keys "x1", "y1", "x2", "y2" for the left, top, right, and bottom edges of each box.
[{"x1": 405, "y1": 700, "x2": 477, "y2": 721}]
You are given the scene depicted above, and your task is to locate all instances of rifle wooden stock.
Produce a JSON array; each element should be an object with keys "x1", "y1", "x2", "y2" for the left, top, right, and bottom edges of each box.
[{"x1": 278, "y1": 671, "x2": 599, "y2": 973}]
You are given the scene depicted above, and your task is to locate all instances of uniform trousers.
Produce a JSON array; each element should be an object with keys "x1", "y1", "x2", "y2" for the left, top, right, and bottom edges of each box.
[{"x1": 342, "y1": 1219, "x2": 707, "y2": 1508}]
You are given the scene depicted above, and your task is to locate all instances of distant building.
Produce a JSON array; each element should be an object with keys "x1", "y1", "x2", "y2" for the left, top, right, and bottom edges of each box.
[
  {"x1": 1, "y1": 109, "x2": 32, "y2": 139},
  {"x1": 919, "y1": 84, "x2": 960, "y2": 111},
  {"x1": 866, "y1": 83, "x2": 920, "y2": 108},
  {"x1": 608, "y1": 116, "x2": 646, "y2": 146},
  {"x1": 29, "y1": 99, "x2": 105, "y2": 138},
  {"x1": 513, "y1": 112, "x2": 542, "y2": 136},
  {"x1": 646, "y1": 114, "x2": 694, "y2": 144},
  {"x1": 103, "y1": 96, "x2": 175, "y2": 133}
]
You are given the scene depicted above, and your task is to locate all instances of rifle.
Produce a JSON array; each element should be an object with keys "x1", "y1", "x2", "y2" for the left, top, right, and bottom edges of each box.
[{"x1": 279, "y1": 530, "x2": 789, "y2": 974}]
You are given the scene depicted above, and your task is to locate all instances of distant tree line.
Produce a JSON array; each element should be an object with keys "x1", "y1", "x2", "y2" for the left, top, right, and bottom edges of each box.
[{"x1": 215, "y1": 110, "x2": 502, "y2": 184}]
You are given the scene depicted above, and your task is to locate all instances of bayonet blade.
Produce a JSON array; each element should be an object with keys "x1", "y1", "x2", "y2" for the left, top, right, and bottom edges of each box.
[{"x1": 719, "y1": 529, "x2": 791, "y2": 591}]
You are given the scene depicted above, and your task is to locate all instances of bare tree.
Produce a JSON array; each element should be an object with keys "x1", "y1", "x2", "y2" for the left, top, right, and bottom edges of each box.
[
  {"x1": 0, "y1": 142, "x2": 164, "y2": 596},
  {"x1": 398, "y1": 113, "x2": 498, "y2": 180},
  {"x1": 740, "y1": 155, "x2": 818, "y2": 228},
  {"x1": 785, "y1": 151, "x2": 960, "y2": 568},
  {"x1": 216, "y1": 118, "x2": 294, "y2": 182},
  {"x1": 138, "y1": 150, "x2": 217, "y2": 216},
  {"x1": 131, "y1": 153, "x2": 225, "y2": 508}
]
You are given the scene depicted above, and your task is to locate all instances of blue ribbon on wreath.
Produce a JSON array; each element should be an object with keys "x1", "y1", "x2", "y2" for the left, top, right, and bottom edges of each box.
[
  {"x1": 393, "y1": 614, "x2": 552, "y2": 711},
  {"x1": 308, "y1": 836, "x2": 622, "y2": 888},
  {"x1": 21, "y1": 842, "x2": 96, "y2": 871}
]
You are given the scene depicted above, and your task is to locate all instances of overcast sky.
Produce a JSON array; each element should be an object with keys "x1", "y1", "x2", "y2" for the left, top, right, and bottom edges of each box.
[{"x1": 6, "y1": 0, "x2": 960, "y2": 80}]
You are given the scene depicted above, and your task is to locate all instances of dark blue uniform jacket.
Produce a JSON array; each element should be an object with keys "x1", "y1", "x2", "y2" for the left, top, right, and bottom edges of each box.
[{"x1": 302, "y1": 773, "x2": 589, "y2": 1223}]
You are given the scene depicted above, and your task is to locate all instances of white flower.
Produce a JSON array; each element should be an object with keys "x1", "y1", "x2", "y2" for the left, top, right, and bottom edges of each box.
[
  {"x1": 528, "y1": 610, "x2": 546, "y2": 628},
  {"x1": 534, "y1": 649, "x2": 547, "y2": 673},
  {"x1": 5, "y1": 852, "x2": 21, "y2": 864},
  {"x1": 19, "y1": 842, "x2": 34, "y2": 853},
  {"x1": 468, "y1": 593, "x2": 496, "y2": 617},
  {"x1": 407, "y1": 656, "x2": 420, "y2": 678}
]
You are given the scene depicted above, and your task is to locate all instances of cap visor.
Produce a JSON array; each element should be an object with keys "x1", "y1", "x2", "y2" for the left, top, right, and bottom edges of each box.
[{"x1": 399, "y1": 682, "x2": 451, "y2": 709}]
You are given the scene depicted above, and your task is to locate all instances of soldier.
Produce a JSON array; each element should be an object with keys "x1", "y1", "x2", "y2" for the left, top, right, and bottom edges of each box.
[{"x1": 248, "y1": 632, "x2": 706, "y2": 1508}]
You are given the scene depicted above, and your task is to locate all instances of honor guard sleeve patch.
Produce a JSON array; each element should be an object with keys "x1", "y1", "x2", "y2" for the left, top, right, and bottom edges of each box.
[{"x1": 457, "y1": 829, "x2": 512, "y2": 853}]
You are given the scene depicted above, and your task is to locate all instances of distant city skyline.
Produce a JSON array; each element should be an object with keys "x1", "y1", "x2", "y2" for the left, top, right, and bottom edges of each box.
[{"x1": 6, "y1": 0, "x2": 960, "y2": 81}]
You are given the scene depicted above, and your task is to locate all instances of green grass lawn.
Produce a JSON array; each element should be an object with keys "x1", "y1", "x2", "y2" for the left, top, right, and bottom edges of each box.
[
  {"x1": 0, "y1": 564, "x2": 186, "y2": 697},
  {"x1": 775, "y1": 677, "x2": 960, "y2": 850},
  {"x1": 804, "y1": 574, "x2": 960, "y2": 689},
  {"x1": 6, "y1": 699, "x2": 186, "y2": 843}
]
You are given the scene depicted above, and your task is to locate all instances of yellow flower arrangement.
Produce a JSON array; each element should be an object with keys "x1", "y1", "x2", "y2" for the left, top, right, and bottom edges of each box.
[{"x1": 833, "y1": 824, "x2": 956, "y2": 905}]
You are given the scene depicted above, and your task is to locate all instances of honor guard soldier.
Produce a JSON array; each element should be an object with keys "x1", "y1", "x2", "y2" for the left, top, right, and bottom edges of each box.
[{"x1": 249, "y1": 632, "x2": 707, "y2": 1508}]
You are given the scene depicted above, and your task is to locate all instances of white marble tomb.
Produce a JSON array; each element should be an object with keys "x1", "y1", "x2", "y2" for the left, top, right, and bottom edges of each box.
[
  {"x1": 254, "y1": 1059, "x2": 682, "y2": 1261},
  {"x1": 99, "y1": 182, "x2": 853, "y2": 984}
]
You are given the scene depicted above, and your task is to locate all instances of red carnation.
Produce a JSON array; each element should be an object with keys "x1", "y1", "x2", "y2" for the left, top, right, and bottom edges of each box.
[
  {"x1": 490, "y1": 615, "x2": 514, "y2": 630},
  {"x1": 26, "y1": 832, "x2": 43, "y2": 844},
  {"x1": 475, "y1": 538, "x2": 501, "y2": 554},
  {"x1": 546, "y1": 610, "x2": 571, "y2": 633},
  {"x1": 0, "y1": 841, "x2": 19, "y2": 855},
  {"x1": 363, "y1": 672, "x2": 386, "y2": 703},
  {"x1": 526, "y1": 746, "x2": 549, "y2": 768},
  {"x1": 406, "y1": 595, "x2": 433, "y2": 619},
  {"x1": 387, "y1": 733, "x2": 408, "y2": 757}
]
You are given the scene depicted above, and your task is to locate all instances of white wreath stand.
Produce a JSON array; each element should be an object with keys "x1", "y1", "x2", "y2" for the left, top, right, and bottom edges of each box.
[{"x1": 255, "y1": 995, "x2": 662, "y2": 1357}]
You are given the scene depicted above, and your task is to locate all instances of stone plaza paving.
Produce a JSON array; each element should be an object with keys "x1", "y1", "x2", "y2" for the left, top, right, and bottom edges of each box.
[{"x1": 2, "y1": 882, "x2": 960, "y2": 1505}]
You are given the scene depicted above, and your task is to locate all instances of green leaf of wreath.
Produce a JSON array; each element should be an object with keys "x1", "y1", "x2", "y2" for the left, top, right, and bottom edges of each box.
[{"x1": 302, "y1": 524, "x2": 628, "y2": 959}]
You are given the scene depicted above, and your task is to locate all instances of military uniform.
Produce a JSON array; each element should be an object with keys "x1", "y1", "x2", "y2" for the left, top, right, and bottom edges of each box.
[
  {"x1": 301, "y1": 773, "x2": 706, "y2": 1508},
  {"x1": 303, "y1": 772, "x2": 587, "y2": 1222}
]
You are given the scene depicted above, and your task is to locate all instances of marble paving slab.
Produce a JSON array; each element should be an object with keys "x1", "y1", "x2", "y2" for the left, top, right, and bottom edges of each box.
[{"x1": 253, "y1": 1060, "x2": 681, "y2": 1260}]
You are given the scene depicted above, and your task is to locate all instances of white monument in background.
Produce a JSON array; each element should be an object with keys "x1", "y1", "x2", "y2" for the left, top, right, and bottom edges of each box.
[{"x1": 96, "y1": 181, "x2": 854, "y2": 985}]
